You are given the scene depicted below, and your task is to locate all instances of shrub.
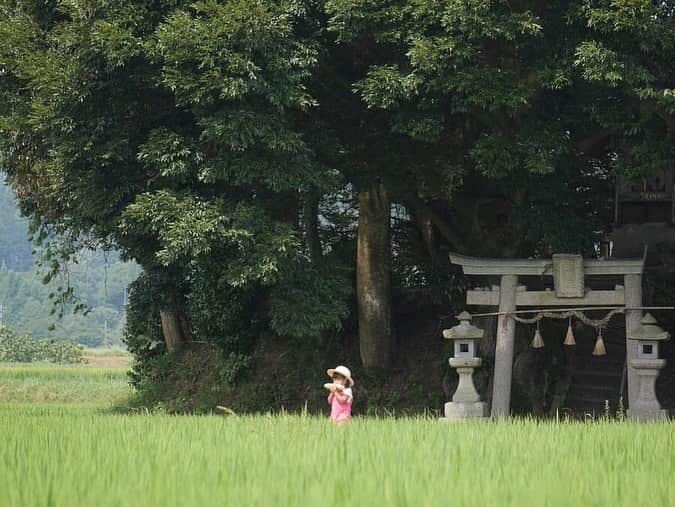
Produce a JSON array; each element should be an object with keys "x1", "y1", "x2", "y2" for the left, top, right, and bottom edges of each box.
[
  {"x1": 36, "y1": 339, "x2": 83, "y2": 364},
  {"x1": 0, "y1": 326, "x2": 83, "y2": 363},
  {"x1": 0, "y1": 328, "x2": 39, "y2": 362},
  {"x1": 220, "y1": 352, "x2": 252, "y2": 385},
  {"x1": 128, "y1": 344, "x2": 228, "y2": 413}
]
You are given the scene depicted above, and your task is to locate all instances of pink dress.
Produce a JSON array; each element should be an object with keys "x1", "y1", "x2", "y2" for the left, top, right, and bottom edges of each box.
[{"x1": 328, "y1": 387, "x2": 353, "y2": 423}]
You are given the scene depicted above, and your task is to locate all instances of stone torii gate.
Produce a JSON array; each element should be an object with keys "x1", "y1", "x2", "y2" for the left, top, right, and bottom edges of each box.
[{"x1": 449, "y1": 252, "x2": 645, "y2": 417}]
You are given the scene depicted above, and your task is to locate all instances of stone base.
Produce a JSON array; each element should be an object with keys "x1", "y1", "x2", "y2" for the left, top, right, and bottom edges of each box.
[
  {"x1": 627, "y1": 408, "x2": 669, "y2": 421},
  {"x1": 441, "y1": 401, "x2": 488, "y2": 420}
]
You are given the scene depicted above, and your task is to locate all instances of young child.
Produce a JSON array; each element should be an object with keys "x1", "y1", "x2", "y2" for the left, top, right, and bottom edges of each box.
[{"x1": 324, "y1": 365, "x2": 354, "y2": 426}]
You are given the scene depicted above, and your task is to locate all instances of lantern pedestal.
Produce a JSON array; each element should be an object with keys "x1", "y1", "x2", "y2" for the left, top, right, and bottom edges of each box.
[
  {"x1": 626, "y1": 359, "x2": 668, "y2": 421},
  {"x1": 442, "y1": 357, "x2": 488, "y2": 420},
  {"x1": 441, "y1": 312, "x2": 488, "y2": 421},
  {"x1": 626, "y1": 314, "x2": 670, "y2": 421}
]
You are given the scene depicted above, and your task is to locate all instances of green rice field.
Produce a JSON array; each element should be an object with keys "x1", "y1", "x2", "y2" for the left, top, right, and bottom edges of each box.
[
  {"x1": 0, "y1": 363, "x2": 131, "y2": 404},
  {"x1": 1, "y1": 362, "x2": 673, "y2": 506}
]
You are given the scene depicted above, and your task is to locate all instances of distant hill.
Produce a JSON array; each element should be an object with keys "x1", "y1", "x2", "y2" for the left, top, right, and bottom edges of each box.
[
  {"x1": 0, "y1": 180, "x2": 33, "y2": 271},
  {"x1": 0, "y1": 177, "x2": 139, "y2": 346}
]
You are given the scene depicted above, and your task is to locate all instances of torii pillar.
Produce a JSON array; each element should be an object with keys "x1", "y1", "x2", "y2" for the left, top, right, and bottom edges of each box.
[
  {"x1": 492, "y1": 275, "x2": 517, "y2": 417},
  {"x1": 624, "y1": 274, "x2": 641, "y2": 409},
  {"x1": 449, "y1": 253, "x2": 645, "y2": 418}
]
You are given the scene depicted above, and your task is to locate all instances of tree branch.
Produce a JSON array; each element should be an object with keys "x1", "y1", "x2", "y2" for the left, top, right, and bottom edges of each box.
[
  {"x1": 576, "y1": 130, "x2": 611, "y2": 155},
  {"x1": 405, "y1": 193, "x2": 468, "y2": 253}
]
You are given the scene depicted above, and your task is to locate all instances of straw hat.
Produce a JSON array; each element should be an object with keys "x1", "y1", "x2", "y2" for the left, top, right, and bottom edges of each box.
[{"x1": 326, "y1": 365, "x2": 354, "y2": 387}]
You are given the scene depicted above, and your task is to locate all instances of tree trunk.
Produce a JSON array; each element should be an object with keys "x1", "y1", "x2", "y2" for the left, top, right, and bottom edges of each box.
[
  {"x1": 303, "y1": 194, "x2": 322, "y2": 263},
  {"x1": 160, "y1": 309, "x2": 184, "y2": 353},
  {"x1": 160, "y1": 287, "x2": 186, "y2": 352},
  {"x1": 357, "y1": 181, "x2": 392, "y2": 369},
  {"x1": 415, "y1": 211, "x2": 439, "y2": 267},
  {"x1": 406, "y1": 193, "x2": 467, "y2": 253}
]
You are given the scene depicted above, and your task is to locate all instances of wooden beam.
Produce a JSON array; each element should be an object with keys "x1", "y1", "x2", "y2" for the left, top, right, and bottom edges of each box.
[{"x1": 466, "y1": 289, "x2": 626, "y2": 307}]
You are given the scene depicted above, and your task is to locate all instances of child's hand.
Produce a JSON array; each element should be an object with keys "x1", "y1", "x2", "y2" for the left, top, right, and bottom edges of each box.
[{"x1": 324, "y1": 383, "x2": 335, "y2": 391}]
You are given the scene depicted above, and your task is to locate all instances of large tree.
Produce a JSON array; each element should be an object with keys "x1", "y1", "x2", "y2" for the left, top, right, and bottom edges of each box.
[
  {"x1": 318, "y1": 1, "x2": 616, "y2": 373},
  {"x1": 2, "y1": 0, "x2": 671, "y2": 393},
  {"x1": 327, "y1": 0, "x2": 620, "y2": 256},
  {"x1": 0, "y1": 0, "x2": 351, "y2": 364},
  {"x1": 573, "y1": 1, "x2": 675, "y2": 175}
]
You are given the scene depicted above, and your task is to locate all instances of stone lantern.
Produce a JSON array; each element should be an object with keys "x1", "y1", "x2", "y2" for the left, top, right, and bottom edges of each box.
[
  {"x1": 441, "y1": 311, "x2": 488, "y2": 420},
  {"x1": 627, "y1": 313, "x2": 671, "y2": 421}
]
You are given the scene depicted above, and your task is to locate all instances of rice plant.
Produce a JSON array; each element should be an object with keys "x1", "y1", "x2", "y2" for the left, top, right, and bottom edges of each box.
[
  {"x1": 0, "y1": 363, "x2": 131, "y2": 404},
  {"x1": 0, "y1": 406, "x2": 672, "y2": 507}
]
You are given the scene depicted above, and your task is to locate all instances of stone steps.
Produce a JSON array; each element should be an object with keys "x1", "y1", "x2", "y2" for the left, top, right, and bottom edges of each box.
[
  {"x1": 572, "y1": 369, "x2": 623, "y2": 381},
  {"x1": 573, "y1": 357, "x2": 625, "y2": 371},
  {"x1": 563, "y1": 326, "x2": 626, "y2": 416},
  {"x1": 568, "y1": 382, "x2": 619, "y2": 396},
  {"x1": 563, "y1": 397, "x2": 619, "y2": 416}
]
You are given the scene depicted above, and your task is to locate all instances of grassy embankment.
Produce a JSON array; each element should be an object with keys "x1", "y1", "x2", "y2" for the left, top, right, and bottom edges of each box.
[{"x1": 0, "y1": 352, "x2": 131, "y2": 405}]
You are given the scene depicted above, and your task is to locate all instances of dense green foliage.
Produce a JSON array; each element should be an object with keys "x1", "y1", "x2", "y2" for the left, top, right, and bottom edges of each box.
[
  {"x1": 326, "y1": 0, "x2": 625, "y2": 255},
  {"x1": 0, "y1": 325, "x2": 83, "y2": 363},
  {"x1": 574, "y1": 1, "x2": 675, "y2": 179},
  {"x1": 1, "y1": 405, "x2": 674, "y2": 506},
  {"x1": 0, "y1": 0, "x2": 354, "y2": 367}
]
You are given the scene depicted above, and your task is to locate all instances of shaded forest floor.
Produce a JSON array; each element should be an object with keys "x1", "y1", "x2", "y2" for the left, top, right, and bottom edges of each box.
[
  {"x1": 226, "y1": 299, "x2": 675, "y2": 418},
  {"x1": 122, "y1": 291, "x2": 675, "y2": 418}
]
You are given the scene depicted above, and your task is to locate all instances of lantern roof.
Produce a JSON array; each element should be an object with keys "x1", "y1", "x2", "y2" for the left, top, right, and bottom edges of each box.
[
  {"x1": 443, "y1": 311, "x2": 485, "y2": 340},
  {"x1": 628, "y1": 313, "x2": 670, "y2": 341}
]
